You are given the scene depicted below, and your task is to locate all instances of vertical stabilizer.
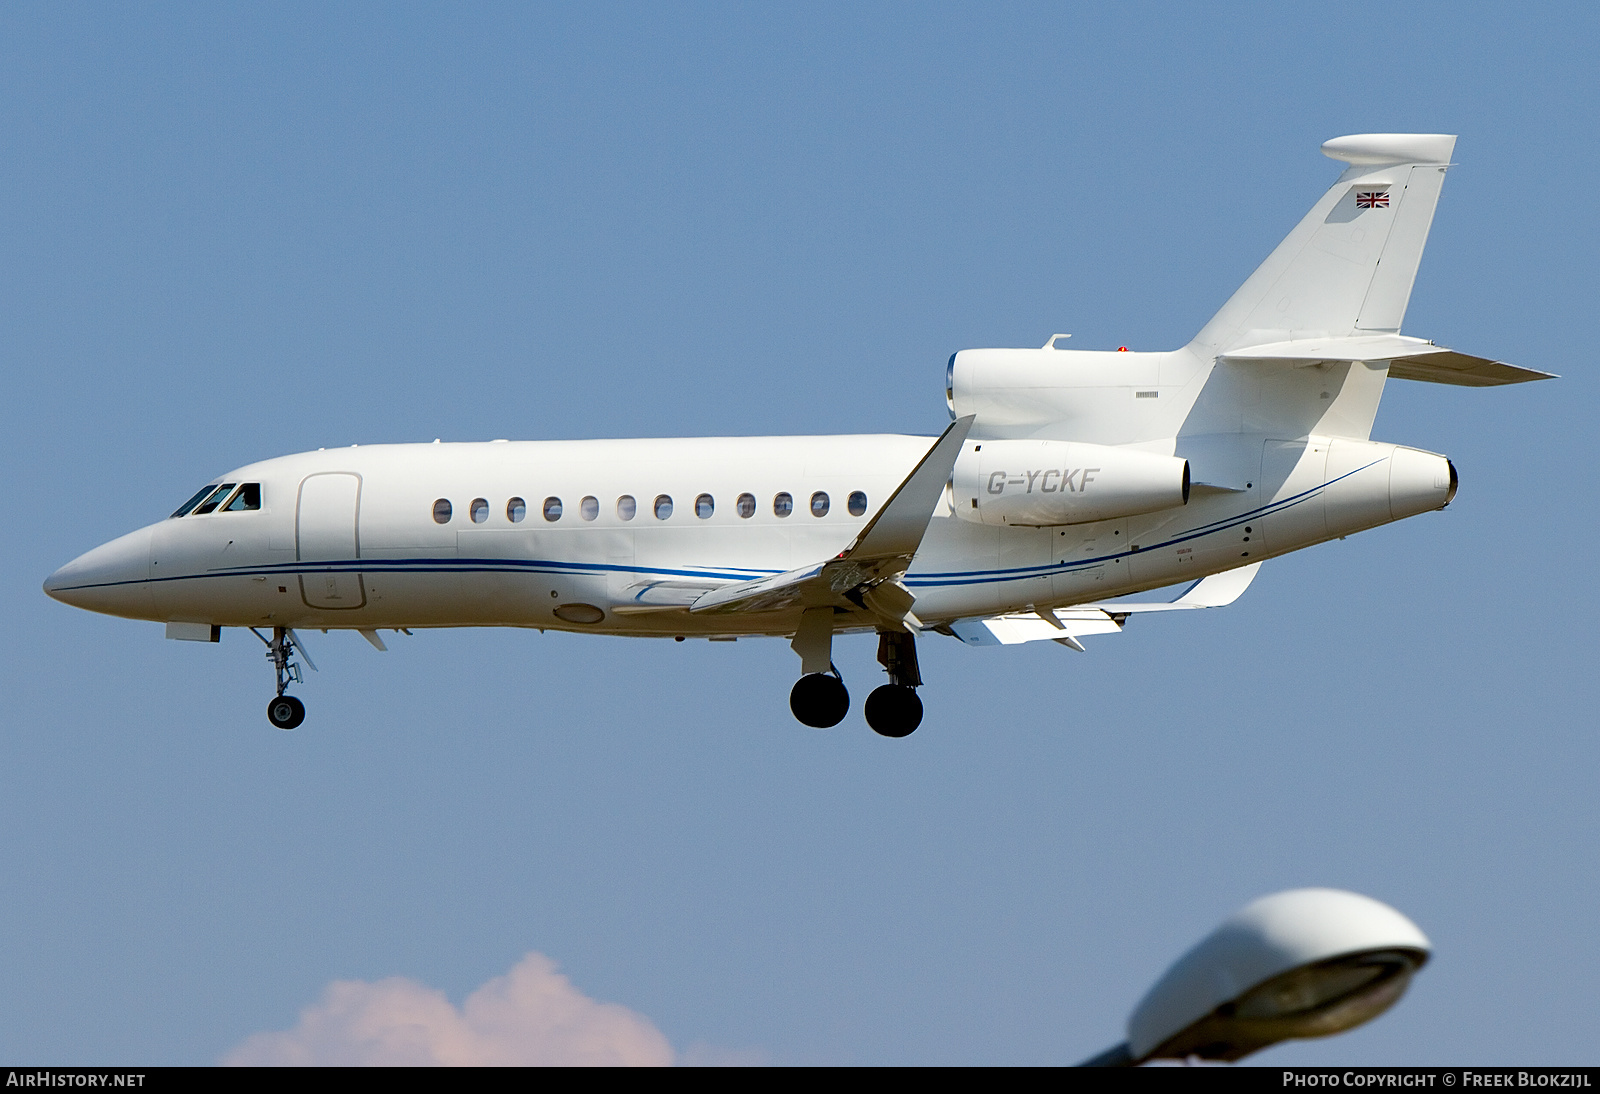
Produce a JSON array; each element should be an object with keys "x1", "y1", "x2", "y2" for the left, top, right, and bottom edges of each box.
[{"x1": 1189, "y1": 135, "x2": 1456, "y2": 356}]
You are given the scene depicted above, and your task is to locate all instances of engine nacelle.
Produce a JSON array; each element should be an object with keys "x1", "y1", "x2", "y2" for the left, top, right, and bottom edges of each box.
[{"x1": 952, "y1": 439, "x2": 1190, "y2": 526}]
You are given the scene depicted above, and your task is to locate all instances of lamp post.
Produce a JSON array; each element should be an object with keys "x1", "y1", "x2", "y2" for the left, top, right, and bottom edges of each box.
[{"x1": 1080, "y1": 888, "x2": 1430, "y2": 1066}]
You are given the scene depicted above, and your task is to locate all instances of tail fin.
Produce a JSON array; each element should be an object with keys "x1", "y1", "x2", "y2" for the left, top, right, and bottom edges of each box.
[{"x1": 1189, "y1": 134, "x2": 1456, "y2": 356}]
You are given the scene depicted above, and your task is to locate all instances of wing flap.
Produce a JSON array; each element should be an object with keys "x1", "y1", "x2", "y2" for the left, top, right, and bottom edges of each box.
[
  {"x1": 949, "y1": 609, "x2": 1123, "y2": 647},
  {"x1": 687, "y1": 563, "x2": 823, "y2": 615}
]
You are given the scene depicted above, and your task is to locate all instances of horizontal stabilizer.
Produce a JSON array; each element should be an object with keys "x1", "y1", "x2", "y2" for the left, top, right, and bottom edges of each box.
[
  {"x1": 1223, "y1": 335, "x2": 1553, "y2": 387},
  {"x1": 1387, "y1": 351, "x2": 1554, "y2": 387}
]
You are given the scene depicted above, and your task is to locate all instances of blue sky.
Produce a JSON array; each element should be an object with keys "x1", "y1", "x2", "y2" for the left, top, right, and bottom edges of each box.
[{"x1": 3, "y1": 1, "x2": 1596, "y2": 1064}]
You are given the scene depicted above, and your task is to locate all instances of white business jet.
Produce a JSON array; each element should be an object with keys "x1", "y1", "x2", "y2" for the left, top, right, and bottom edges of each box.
[{"x1": 45, "y1": 134, "x2": 1550, "y2": 735}]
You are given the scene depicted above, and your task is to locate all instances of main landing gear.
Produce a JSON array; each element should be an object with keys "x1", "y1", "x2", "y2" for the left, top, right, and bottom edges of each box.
[
  {"x1": 790, "y1": 669, "x2": 850, "y2": 728},
  {"x1": 787, "y1": 609, "x2": 925, "y2": 737},
  {"x1": 252, "y1": 626, "x2": 309, "y2": 730},
  {"x1": 864, "y1": 630, "x2": 923, "y2": 738}
]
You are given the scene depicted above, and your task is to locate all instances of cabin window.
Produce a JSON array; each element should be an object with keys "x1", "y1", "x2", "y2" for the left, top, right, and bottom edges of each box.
[
  {"x1": 654, "y1": 494, "x2": 674, "y2": 520},
  {"x1": 171, "y1": 484, "x2": 219, "y2": 518},
  {"x1": 433, "y1": 498, "x2": 453, "y2": 523},
  {"x1": 192, "y1": 484, "x2": 237, "y2": 516},
  {"x1": 848, "y1": 490, "x2": 867, "y2": 517},
  {"x1": 580, "y1": 496, "x2": 599, "y2": 521},
  {"x1": 224, "y1": 483, "x2": 262, "y2": 512},
  {"x1": 617, "y1": 495, "x2": 637, "y2": 521},
  {"x1": 736, "y1": 493, "x2": 756, "y2": 518},
  {"x1": 810, "y1": 491, "x2": 830, "y2": 517},
  {"x1": 507, "y1": 497, "x2": 527, "y2": 522},
  {"x1": 543, "y1": 497, "x2": 563, "y2": 521},
  {"x1": 695, "y1": 493, "x2": 714, "y2": 519},
  {"x1": 470, "y1": 498, "x2": 489, "y2": 523},
  {"x1": 773, "y1": 492, "x2": 793, "y2": 518}
]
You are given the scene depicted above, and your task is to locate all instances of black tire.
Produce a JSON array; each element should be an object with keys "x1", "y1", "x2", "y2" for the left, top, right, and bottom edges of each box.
[
  {"x1": 789, "y1": 673, "x2": 849, "y2": 728},
  {"x1": 267, "y1": 694, "x2": 306, "y2": 730},
  {"x1": 865, "y1": 684, "x2": 923, "y2": 738}
]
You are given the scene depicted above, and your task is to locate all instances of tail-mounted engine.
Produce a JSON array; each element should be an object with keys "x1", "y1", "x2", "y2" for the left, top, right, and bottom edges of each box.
[{"x1": 951, "y1": 439, "x2": 1190, "y2": 526}]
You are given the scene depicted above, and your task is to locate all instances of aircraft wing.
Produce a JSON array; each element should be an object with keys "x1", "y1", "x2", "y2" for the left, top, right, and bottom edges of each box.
[
  {"x1": 689, "y1": 416, "x2": 976, "y2": 627},
  {"x1": 682, "y1": 561, "x2": 826, "y2": 616},
  {"x1": 947, "y1": 562, "x2": 1262, "y2": 649},
  {"x1": 608, "y1": 579, "x2": 737, "y2": 615}
]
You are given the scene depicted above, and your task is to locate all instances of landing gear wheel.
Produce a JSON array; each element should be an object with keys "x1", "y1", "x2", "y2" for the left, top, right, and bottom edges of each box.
[
  {"x1": 790, "y1": 673, "x2": 849, "y2": 728},
  {"x1": 865, "y1": 684, "x2": 922, "y2": 738},
  {"x1": 267, "y1": 694, "x2": 306, "y2": 730}
]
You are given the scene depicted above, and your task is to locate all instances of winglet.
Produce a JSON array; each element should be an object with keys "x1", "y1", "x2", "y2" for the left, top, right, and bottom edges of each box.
[
  {"x1": 689, "y1": 417, "x2": 974, "y2": 619},
  {"x1": 844, "y1": 415, "x2": 974, "y2": 562}
]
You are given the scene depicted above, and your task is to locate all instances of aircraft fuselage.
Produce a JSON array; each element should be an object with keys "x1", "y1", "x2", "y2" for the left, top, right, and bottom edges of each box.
[{"x1": 45, "y1": 431, "x2": 1453, "y2": 637}]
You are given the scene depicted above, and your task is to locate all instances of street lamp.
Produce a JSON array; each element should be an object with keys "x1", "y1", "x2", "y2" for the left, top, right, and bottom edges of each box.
[{"x1": 1080, "y1": 888, "x2": 1430, "y2": 1066}]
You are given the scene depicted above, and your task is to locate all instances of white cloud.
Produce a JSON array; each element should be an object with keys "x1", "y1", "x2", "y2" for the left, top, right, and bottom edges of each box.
[{"x1": 223, "y1": 952, "x2": 677, "y2": 1066}]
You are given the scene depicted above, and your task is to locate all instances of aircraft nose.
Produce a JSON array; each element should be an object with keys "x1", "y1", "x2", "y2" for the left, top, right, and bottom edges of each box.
[{"x1": 44, "y1": 525, "x2": 158, "y2": 619}]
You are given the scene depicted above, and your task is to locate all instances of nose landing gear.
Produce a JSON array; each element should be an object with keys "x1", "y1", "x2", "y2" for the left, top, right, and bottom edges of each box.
[
  {"x1": 252, "y1": 626, "x2": 310, "y2": 730},
  {"x1": 267, "y1": 694, "x2": 306, "y2": 730},
  {"x1": 865, "y1": 630, "x2": 923, "y2": 738}
]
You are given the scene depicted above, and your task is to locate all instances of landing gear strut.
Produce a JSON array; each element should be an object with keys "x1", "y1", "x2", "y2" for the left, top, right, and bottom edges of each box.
[
  {"x1": 865, "y1": 630, "x2": 923, "y2": 738},
  {"x1": 252, "y1": 626, "x2": 308, "y2": 730},
  {"x1": 788, "y1": 607, "x2": 849, "y2": 727}
]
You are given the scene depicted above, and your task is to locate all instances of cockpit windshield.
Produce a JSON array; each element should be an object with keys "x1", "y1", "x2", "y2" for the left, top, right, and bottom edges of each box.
[
  {"x1": 171, "y1": 484, "x2": 219, "y2": 518},
  {"x1": 191, "y1": 484, "x2": 237, "y2": 516},
  {"x1": 170, "y1": 482, "x2": 263, "y2": 518},
  {"x1": 224, "y1": 482, "x2": 261, "y2": 511}
]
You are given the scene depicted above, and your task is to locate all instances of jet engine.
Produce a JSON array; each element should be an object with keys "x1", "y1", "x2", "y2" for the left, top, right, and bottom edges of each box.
[{"x1": 952, "y1": 439, "x2": 1189, "y2": 526}]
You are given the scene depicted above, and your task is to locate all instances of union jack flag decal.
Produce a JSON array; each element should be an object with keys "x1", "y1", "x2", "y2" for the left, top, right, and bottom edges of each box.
[{"x1": 1356, "y1": 190, "x2": 1390, "y2": 209}]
